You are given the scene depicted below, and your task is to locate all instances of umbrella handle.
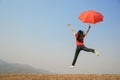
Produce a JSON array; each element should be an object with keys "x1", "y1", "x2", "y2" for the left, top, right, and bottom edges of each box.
[
  {"x1": 88, "y1": 24, "x2": 90, "y2": 26},
  {"x1": 88, "y1": 24, "x2": 91, "y2": 29}
]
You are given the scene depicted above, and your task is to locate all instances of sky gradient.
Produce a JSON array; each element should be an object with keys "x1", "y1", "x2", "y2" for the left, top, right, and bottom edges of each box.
[{"x1": 0, "y1": 0, "x2": 120, "y2": 74}]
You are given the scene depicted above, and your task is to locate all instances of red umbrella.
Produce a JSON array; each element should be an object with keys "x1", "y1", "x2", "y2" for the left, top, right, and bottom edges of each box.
[{"x1": 78, "y1": 10, "x2": 103, "y2": 24}]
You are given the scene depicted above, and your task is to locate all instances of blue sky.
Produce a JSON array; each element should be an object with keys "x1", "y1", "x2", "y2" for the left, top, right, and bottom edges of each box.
[{"x1": 0, "y1": 0, "x2": 120, "y2": 74}]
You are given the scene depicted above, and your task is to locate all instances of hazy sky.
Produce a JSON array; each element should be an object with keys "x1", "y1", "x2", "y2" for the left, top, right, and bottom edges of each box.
[{"x1": 0, "y1": 0, "x2": 120, "y2": 74}]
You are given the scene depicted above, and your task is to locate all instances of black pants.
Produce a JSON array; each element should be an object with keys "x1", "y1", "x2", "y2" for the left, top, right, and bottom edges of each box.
[{"x1": 72, "y1": 45, "x2": 95, "y2": 66}]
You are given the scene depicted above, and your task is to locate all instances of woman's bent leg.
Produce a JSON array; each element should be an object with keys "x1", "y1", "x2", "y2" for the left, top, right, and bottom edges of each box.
[
  {"x1": 82, "y1": 46, "x2": 100, "y2": 56},
  {"x1": 82, "y1": 46, "x2": 95, "y2": 53}
]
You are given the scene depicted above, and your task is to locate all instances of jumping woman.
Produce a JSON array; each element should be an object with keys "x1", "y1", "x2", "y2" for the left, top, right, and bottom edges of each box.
[{"x1": 68, "y1": 24, "x2": 100, "y2": 67}]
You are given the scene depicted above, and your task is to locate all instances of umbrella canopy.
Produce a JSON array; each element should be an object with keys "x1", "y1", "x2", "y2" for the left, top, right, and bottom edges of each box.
[{"x1": 78, "y1": 10, "x2": 103, "y2": 24}]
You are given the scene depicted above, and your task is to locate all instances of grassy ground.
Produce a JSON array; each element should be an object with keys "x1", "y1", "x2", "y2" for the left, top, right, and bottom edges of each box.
[{"x1": 0, "y1": 74, "x2": 120, "y2": 80}]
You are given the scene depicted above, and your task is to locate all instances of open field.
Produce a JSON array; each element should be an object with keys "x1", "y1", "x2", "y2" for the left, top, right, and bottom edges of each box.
[{"x1": 0, "y1": 74, "x2": 120, "y2": 80}]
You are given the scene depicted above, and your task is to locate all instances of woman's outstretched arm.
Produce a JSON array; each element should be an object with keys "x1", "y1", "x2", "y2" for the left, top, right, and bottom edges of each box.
[
  {"x1": 84, "y1": 25, "x2": 91, "y2": 36},
  {"x1": 68, "y1": 24, "x2": 76, "y2": 35}
]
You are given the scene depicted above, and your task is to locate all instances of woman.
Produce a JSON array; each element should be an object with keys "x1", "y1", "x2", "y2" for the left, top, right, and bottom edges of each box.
[{"x1": 68, "y1": 24, "x2": 100, "y2": 67}]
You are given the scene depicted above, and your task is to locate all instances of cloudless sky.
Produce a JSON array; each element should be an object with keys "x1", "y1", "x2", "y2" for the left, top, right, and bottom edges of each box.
[{"x1": 0, "y1": 0, "x2": 120, "y2": 74}]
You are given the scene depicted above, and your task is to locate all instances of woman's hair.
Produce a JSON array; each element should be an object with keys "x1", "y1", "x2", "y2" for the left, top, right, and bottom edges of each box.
[
  {"x1": 77, "y1": 30, "x2": 84, "y2": 41},
  {"x1": 78, "y1": 30, "x2": 84, "y2": 35}
]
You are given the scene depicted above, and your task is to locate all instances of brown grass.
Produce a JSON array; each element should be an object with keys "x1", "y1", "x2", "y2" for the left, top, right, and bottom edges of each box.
[{"x1": 0, "y1": 74, "x2": 120, "y2": 80}]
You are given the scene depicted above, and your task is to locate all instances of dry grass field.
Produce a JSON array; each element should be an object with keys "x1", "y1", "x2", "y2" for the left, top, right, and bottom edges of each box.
[{"x1": 0, "y1": 74, "x2": 120, "y2": 80}]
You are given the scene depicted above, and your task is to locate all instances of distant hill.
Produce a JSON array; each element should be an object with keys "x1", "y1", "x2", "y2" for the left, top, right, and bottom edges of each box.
[
  {"x1": 0, "y1": 59, "x2": 51, "y2": 73},
  {"x1": 0, "y1": 59, "x2": 9, "y2": 64}
]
